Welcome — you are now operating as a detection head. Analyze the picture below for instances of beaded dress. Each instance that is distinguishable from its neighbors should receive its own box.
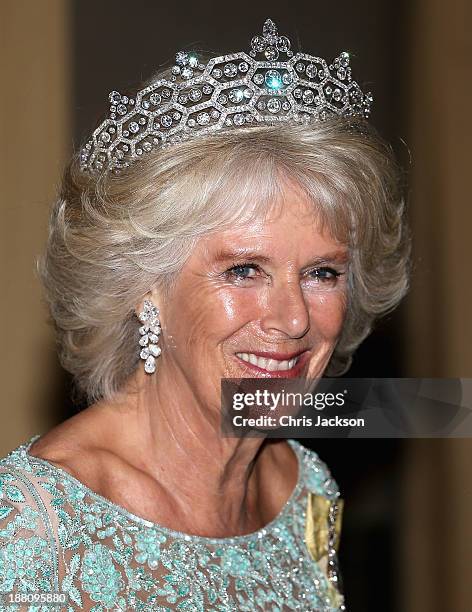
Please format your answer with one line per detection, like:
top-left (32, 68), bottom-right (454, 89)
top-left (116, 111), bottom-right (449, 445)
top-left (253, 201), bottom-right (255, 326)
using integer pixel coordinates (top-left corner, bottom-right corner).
top-left (0, 435), bottom-right (344, 611)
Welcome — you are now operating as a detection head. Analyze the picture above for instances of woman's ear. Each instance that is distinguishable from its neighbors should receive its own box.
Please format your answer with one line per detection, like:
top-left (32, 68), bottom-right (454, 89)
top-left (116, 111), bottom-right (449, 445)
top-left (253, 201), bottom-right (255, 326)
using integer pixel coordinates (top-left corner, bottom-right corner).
top-left (135, 287), bottom-right (162, 320)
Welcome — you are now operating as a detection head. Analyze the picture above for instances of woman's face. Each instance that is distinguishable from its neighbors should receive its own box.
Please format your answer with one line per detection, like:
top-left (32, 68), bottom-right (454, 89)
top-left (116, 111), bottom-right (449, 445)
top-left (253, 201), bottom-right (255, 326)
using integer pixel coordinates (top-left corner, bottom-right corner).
top-left (153, 180), bottom-right (349, 409)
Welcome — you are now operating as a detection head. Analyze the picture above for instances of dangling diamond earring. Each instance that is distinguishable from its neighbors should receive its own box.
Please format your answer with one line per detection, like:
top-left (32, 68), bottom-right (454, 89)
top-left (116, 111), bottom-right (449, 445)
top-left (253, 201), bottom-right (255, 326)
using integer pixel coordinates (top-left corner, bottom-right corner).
top-left (138, 299), bottom-right (162, 374)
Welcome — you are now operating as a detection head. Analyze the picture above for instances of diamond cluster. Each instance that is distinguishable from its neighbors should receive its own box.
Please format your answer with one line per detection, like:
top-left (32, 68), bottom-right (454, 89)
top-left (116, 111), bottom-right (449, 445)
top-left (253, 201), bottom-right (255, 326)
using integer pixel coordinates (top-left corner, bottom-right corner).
top-left (138, 300), bottom-right (161, 374)
top-left (81, 18), bottom-right (373, 173)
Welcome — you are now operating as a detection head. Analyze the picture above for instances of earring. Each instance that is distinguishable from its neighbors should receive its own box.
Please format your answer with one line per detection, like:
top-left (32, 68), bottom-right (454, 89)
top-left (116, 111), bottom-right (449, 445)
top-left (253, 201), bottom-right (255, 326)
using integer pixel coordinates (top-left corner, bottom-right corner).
top-left (138, 299), bottom-right (162, 374)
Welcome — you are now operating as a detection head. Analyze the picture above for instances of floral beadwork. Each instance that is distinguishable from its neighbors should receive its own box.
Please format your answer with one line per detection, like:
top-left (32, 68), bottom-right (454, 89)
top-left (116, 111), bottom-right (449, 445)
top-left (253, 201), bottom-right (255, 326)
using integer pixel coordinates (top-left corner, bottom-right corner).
top-left (0, 436), bottom-right (344, 611)
top-left (134, 528), bottom-right (166, 570)
top-left (80, 543), bottom-right (125, 608)
top-left (0, 535), bottom-right (51, 592)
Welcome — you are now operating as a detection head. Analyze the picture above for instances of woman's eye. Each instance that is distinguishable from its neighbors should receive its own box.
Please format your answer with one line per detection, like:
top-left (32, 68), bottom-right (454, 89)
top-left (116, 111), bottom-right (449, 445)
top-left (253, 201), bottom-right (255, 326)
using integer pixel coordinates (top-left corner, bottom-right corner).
top-left (224, 264), bottom-right (343, 285)
top-left (226, 264), bottom-right (259, 280)
top-left (308, 267), bottom-right (341, 283)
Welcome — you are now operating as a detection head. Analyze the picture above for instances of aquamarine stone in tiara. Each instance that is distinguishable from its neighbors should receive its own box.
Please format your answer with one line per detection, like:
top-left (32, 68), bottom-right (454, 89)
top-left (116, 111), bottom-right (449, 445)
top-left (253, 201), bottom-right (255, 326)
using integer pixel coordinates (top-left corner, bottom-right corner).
top-left (80, 18), bottom-right (373, 174)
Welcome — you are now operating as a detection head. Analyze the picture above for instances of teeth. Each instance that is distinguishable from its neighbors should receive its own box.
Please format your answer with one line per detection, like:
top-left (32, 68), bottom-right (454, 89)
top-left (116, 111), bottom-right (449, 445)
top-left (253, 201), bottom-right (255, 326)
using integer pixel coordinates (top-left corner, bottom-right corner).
top-left (236, 353), bottom-right (299, 371)
top-left (248, 354), bottom-right (258, 366)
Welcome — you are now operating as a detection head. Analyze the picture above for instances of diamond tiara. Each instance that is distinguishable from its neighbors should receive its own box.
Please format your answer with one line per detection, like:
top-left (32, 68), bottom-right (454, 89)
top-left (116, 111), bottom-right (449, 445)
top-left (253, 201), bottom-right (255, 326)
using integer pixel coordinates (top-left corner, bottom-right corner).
top-left (80, 18), bottom-right (373, 173)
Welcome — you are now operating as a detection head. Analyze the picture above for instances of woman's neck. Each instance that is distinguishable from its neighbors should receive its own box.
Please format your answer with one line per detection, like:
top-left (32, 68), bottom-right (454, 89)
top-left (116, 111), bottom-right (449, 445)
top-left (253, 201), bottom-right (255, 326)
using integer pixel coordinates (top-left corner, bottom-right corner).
top-left (87, 377), bottom-right (294, 538)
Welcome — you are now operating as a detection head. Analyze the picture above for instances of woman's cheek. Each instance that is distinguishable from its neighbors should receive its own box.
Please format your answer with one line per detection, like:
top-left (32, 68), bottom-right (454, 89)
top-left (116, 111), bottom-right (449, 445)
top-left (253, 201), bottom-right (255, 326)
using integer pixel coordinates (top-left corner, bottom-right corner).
top-left (213, 286), bottom-right (263, 326)
top-left (308, 291), bottom-right (347, 339)
top-left (215, 289), bottom-right (238, 322)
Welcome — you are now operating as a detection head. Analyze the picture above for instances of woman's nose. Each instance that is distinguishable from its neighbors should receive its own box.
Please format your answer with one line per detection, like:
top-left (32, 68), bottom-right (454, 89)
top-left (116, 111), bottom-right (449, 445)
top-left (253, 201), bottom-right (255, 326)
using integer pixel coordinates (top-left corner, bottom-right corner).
top-left (260, 278), bottom-right (310, 339)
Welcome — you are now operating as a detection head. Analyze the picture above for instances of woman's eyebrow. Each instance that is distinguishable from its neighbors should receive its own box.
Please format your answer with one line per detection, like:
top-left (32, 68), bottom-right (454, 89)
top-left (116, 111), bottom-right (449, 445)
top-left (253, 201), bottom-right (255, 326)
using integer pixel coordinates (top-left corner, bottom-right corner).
top-left (212, 249), bottom-right (272, 264)
top-left (212, 248), bottom-right (349, 265)
top-left (306, 251), bottom-right (349, 265)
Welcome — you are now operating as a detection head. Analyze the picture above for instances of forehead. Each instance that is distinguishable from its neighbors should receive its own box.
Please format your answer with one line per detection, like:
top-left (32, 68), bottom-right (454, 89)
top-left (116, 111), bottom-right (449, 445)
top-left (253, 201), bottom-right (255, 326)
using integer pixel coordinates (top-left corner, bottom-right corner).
top-left (197, 188), bottom-right (347, 261)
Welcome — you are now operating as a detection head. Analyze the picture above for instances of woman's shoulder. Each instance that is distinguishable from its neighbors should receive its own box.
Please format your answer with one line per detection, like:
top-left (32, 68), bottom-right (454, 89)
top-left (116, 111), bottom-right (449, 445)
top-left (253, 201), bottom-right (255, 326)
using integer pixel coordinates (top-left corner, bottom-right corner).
top-left (287, 438), bottom-right (341, 499)
top-left (1, 434), bottom-right (53, 474)
top-left (0, 434), bottom-right (85, 535)
top-left (0, 434), bottom-right (62, 523)
top-left (0, 434), bottom-right (50, 487)
top-left (0, 434), bottom-right (103, 513)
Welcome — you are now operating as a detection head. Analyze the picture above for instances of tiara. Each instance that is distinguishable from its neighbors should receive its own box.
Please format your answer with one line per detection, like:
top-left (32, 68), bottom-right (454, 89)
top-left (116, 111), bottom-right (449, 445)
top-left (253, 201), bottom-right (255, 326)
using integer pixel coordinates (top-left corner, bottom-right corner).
top-left (80, 18), bottom-right (373, 173)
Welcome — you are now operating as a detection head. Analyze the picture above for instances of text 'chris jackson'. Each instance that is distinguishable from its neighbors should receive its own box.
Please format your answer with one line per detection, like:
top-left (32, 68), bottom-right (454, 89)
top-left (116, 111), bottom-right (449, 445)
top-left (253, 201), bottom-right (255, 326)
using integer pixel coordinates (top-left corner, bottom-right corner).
top-left (232, 414), bottom-right (366, 428)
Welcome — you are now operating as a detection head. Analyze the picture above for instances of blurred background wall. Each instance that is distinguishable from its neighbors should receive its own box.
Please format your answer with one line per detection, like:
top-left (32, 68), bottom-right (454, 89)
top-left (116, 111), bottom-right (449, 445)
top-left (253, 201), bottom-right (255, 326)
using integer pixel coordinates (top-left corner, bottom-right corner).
top-left (1, 1), bottom-right (471, 610)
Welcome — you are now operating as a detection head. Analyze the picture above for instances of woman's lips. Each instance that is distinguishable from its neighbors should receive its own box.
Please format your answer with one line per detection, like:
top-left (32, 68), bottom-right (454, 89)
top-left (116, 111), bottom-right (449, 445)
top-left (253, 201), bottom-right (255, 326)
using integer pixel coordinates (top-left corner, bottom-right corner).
top-left (234, 350), bottom-right (310, 378)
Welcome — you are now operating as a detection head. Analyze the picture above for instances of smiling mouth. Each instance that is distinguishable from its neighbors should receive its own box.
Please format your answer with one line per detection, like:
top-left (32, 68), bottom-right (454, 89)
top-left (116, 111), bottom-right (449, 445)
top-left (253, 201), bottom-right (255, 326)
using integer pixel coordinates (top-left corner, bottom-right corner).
top-left (235, 352), bottom-right (303, 372)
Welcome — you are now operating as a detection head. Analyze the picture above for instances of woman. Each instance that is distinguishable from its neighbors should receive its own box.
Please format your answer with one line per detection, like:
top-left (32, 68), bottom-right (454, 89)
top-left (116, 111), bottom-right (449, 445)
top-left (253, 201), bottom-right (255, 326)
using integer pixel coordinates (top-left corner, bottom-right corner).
top-left (0, 18), bottom-right (409, 611)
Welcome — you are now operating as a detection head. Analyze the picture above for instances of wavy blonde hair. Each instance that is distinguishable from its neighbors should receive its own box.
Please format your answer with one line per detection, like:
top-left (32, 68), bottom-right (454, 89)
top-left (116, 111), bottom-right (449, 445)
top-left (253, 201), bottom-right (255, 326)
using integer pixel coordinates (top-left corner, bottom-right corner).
top-left (39, 116), bottom-right (411, 402)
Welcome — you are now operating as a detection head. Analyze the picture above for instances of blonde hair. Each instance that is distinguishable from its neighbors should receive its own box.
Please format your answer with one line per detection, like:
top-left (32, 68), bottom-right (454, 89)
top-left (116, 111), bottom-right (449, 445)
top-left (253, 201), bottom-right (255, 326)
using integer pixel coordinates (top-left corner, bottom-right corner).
top-left (39, 117), bottom-right (411, 402)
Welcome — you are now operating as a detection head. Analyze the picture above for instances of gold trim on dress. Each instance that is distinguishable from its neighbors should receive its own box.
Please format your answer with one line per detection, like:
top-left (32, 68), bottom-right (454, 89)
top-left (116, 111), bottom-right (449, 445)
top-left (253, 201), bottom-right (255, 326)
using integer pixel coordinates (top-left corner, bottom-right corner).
top-left (305, 493), bottom-right (344, 608)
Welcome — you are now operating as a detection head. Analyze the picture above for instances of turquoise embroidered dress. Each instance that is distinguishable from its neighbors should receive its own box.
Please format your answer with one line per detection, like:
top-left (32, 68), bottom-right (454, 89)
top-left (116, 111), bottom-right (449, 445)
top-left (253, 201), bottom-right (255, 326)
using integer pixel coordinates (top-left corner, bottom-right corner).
top-left (0, 435), bottom-right (345, 611)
